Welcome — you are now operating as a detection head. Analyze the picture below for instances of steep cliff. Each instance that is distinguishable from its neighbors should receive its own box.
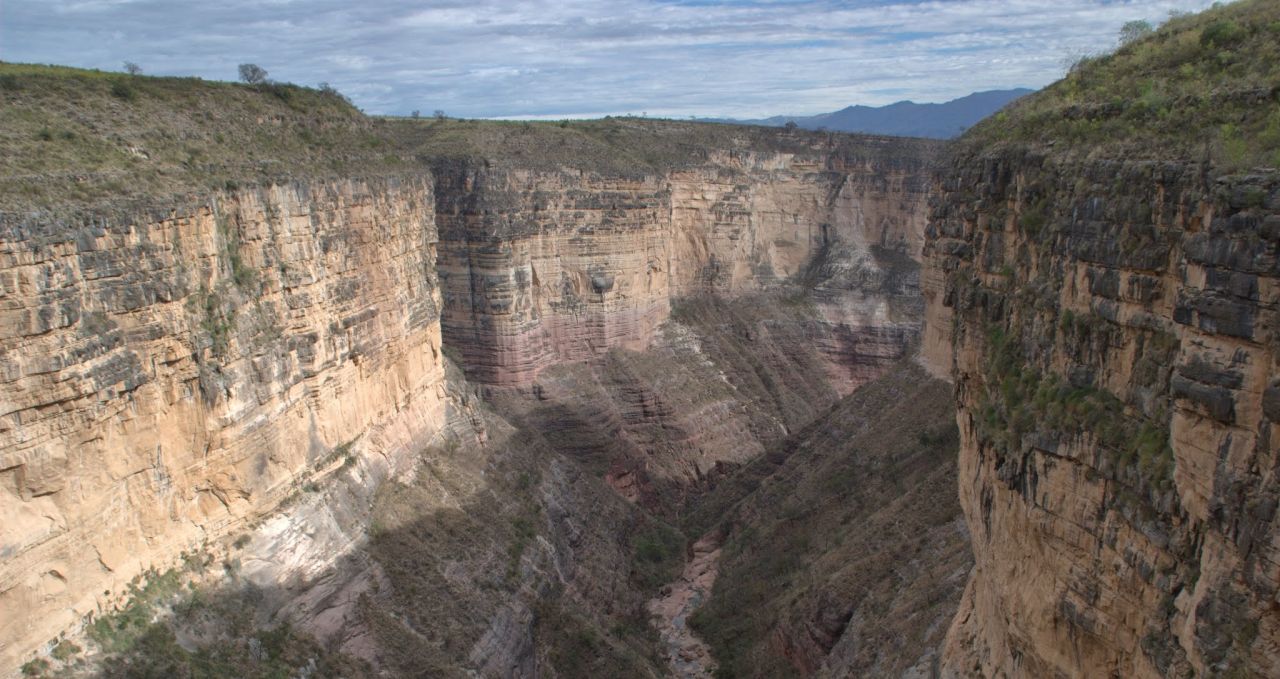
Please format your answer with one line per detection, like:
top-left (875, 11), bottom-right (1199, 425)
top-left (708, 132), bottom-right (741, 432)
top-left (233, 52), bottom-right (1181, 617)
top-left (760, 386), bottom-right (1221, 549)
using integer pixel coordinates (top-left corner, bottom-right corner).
top-left (926, 2), bottom-right (1280, 676)
top-left (0, 178), bottom-right (450, 672)
top-left (433, 138), bottom-right (933, 389)
top-left (1, 64), bottom-right (947, 677)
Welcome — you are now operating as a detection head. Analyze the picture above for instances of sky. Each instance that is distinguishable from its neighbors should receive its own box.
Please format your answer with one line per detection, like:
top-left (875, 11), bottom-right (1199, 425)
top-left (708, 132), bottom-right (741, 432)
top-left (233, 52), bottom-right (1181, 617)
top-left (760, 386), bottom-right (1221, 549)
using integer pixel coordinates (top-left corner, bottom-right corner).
top-left (1, 0), bottom-right (1222, 119)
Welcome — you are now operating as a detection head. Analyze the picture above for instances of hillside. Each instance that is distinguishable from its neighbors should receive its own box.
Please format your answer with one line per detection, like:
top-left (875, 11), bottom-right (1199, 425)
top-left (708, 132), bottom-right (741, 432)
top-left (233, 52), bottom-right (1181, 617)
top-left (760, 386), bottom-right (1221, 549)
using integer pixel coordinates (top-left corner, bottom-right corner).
top-left (962, 3), bottom-right (1280, 168)
top-left (0, 62), bottom-right (921, 216)
top-left (714, 89), bottom-right (1032, 139)
top-left (684, 363), bottom-right (968, 678)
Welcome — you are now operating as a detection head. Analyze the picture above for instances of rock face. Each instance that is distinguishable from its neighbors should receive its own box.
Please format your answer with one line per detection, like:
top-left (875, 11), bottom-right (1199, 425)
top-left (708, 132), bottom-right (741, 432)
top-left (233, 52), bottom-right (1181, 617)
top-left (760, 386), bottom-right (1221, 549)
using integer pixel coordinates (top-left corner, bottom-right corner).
top-left (0, 178), bottom-right (449, 672)
top-left (0, 80), bottom-right (942, 673)
top-left (433, 140), bottom-right (935, 388)
top-left (926, 149), bottom-right (1280, 676)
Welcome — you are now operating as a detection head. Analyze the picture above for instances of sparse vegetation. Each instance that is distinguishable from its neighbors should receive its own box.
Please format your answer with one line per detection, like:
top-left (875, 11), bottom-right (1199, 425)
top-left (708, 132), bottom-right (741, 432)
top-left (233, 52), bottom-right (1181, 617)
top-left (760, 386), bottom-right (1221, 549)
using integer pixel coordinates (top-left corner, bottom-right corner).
top-left (629, 521), bottom-right (686, 592)
top-left (687, 365), bottom-right (966, 679)
top-left (189, 286), bottom-right (235, 358)
top-left (968, 0), bottom-right (1280, 170)
top-left (237, 63), bottom-right (267, 85)
top-left (87, 572), bottom-right (367, 679)
top-left (49, 640), bottom-right (80, 663)
top-left (974, 323), bottom-right (1176, 494)
top-left (20, 658), bottom-right (49, 677)
top-left (0, 61), bottom-right (934, 215)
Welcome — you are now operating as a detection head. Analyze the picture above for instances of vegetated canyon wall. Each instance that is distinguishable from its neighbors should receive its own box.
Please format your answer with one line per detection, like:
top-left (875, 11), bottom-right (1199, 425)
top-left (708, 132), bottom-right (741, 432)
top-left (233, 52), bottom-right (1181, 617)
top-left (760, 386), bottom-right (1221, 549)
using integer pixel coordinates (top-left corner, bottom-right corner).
top-left (683, 362), bottom-right (970, 678)
top-left (926, 150), bottom-right (1279, 676)
top-left (433, 140), bottom-right (934, 391)
top-left (0, 178), bottom-right (450, 671)
top-left (0, 128), bottom-right (941, 674)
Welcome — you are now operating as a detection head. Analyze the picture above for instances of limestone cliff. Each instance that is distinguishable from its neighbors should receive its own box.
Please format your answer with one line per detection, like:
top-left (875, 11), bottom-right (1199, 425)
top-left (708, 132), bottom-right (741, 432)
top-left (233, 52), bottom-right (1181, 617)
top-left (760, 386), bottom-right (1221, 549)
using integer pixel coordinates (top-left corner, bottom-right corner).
top-left (0, 63), bottom-right (945, 677)
top-left (0, 178), bottom-right (449, 672)
top-left (432, 139), bottom-right (934, 389)
top-left (925, 3), bottom-right (1280, 675)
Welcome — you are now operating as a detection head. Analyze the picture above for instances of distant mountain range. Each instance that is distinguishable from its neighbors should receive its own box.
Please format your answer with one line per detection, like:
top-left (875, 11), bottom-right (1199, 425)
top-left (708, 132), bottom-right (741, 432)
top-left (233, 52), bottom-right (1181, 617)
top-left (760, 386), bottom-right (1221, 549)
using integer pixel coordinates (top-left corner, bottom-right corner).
top-left (711, 89), bottom-right (1034, 139)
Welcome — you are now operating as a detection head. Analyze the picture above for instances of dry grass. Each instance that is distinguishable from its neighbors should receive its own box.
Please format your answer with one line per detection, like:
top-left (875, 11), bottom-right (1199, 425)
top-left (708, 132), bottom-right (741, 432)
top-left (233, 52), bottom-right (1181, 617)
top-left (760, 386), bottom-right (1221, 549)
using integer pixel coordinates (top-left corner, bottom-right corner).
top-left (0, 61), bottom-right (939, 217)
top-left (965, 0), bottom-right (1280, 170)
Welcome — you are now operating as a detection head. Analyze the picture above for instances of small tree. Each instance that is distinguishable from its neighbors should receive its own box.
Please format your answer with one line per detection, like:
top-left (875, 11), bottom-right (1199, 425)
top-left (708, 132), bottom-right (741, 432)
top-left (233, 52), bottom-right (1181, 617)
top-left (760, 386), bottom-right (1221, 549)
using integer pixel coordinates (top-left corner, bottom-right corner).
top-left (433, 109), bottom-right (446, 120)
top-left (411, 110), bottom-right (421, 118)
top-left (238, 63), bottom-right (268, 85)
top-left (123, 61), bottom-right (142, 75)
top-left (784, 120), bottom-right (799, 132)
top-left (1119, 20), bottom-right (1153, 46)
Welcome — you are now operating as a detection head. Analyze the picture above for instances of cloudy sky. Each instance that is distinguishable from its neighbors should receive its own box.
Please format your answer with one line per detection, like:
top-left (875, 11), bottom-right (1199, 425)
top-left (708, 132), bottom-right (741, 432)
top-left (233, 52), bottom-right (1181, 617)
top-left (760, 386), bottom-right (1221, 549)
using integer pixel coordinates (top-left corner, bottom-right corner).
top-left (2, 0), bottom-right (1220, 118)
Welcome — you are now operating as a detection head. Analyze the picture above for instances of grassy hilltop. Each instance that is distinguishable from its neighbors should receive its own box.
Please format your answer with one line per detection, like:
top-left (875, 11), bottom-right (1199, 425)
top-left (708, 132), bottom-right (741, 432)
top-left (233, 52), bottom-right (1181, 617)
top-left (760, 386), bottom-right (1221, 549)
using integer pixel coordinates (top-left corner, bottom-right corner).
top-left (964, 0), bottom-right (1280, 169)
top-left (0, 62), bottom-right (921, 215)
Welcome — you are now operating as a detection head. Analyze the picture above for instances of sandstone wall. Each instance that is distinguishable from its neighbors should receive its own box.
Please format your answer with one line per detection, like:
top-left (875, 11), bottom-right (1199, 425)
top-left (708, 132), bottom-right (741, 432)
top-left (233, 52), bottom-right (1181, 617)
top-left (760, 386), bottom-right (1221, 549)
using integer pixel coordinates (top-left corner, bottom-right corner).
top-left (0, 178), bottom-right (449, 671)
top-left (434, 140), bottom-right (936, 387)
top-left (0, 129), bottom-right (940, 674)
top-left (927, 150), bottom-right (1280, 677)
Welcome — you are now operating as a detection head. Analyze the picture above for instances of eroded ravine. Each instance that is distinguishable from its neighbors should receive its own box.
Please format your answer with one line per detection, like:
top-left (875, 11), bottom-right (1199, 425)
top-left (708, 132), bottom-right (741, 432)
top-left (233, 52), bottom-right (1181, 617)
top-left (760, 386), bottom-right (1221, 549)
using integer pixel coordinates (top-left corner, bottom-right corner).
top-left (647, 533), bottom-right (723, 678)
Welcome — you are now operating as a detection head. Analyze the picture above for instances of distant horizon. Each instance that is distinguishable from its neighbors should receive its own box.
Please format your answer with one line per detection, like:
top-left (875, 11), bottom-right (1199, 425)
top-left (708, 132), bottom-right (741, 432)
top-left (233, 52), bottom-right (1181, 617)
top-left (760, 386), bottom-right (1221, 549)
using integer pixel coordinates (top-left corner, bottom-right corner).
top-left (484, 87), bottom-right (1036, 122)
top-left (2, 1), bottom-right (1220, 119)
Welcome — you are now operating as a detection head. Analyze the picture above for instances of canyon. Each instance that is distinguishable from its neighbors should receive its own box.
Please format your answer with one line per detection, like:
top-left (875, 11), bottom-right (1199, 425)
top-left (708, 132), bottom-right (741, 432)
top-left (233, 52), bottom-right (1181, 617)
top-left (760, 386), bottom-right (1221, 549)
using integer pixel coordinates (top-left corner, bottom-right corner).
top-left (4, 1), bottom-right (1279, 676)
top-left (0, 67), bottom-right (952, 677)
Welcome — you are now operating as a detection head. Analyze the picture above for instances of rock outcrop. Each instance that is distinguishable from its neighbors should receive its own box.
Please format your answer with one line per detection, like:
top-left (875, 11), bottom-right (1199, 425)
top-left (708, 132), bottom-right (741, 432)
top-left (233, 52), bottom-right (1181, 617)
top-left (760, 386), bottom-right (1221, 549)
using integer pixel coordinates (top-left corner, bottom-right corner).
top-left (0, 178), bottom-right (450, 671)
top-left (927, 101), bottom-right (1280, 679)
top-left (433, 140), bottom-right (935, 388)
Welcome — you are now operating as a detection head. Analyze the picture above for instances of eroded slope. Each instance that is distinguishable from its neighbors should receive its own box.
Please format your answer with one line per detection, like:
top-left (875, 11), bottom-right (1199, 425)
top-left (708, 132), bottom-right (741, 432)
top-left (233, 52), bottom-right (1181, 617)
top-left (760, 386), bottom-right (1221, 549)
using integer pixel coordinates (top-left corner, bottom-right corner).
top-left (685, 363), bottom-right (969, 678)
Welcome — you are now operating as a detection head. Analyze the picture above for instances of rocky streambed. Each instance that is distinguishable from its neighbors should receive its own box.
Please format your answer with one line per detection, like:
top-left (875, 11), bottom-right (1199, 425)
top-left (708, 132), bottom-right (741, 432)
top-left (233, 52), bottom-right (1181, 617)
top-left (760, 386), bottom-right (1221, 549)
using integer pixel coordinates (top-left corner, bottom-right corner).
top-left (647, 533), bottom-right (723, 678)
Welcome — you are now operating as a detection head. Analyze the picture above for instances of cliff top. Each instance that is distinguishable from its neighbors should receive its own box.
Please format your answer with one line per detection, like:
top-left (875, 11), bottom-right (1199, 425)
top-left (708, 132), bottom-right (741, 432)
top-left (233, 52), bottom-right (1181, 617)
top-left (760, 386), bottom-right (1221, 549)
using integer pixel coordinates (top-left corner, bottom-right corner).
top-left (961, 0), bottom-right (1280, 170)
top-left (0, 62), bottom-right (940, 218)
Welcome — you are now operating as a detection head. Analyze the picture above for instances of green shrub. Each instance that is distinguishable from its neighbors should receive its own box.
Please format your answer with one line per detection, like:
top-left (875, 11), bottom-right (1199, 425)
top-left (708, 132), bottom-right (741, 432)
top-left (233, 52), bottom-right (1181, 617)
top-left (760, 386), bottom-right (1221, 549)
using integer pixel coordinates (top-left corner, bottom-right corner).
top-left (109, 80), bottom-right (135, 101)
top-left (1200, 19), bottom-right (1246, 48)
top-left (20, 658), bottom-right (49, 677)
top-left (51, 640), bottom-right (80, 661)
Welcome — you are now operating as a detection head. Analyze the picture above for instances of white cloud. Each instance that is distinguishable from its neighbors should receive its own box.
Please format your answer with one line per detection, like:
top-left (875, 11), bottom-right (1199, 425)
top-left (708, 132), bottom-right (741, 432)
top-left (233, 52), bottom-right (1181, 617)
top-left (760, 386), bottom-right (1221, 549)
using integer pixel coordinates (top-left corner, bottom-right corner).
top-left (1, 0), bottom-right (1223, 118)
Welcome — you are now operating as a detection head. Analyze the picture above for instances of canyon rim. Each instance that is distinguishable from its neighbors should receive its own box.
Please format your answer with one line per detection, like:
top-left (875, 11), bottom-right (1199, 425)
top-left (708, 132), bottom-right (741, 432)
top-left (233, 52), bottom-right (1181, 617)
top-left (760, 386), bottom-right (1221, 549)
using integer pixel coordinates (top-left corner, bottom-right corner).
top-left (2, 0), bottom-right (1279, 677)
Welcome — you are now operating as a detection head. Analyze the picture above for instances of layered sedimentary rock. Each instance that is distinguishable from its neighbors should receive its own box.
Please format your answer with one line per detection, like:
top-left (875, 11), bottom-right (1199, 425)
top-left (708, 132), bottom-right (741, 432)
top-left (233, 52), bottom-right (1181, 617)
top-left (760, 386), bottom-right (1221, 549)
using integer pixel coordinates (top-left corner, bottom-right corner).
top-left (492, 294), bottom-right (851, 506)
top-left (0, 178), bottom-right (449, 671)
top-left (927, 149), bottom-right (1280, 676)
top-left (0, 72), bottom-right (943, 673)
top-left (434, 139), bottom-right (936, 388)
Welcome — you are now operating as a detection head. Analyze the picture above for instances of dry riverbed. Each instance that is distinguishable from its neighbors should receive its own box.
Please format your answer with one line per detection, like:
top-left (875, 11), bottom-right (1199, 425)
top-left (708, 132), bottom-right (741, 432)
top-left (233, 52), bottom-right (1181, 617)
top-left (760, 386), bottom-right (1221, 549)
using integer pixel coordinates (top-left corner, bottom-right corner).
top-left (647, 533), bottom-right (722, 678)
